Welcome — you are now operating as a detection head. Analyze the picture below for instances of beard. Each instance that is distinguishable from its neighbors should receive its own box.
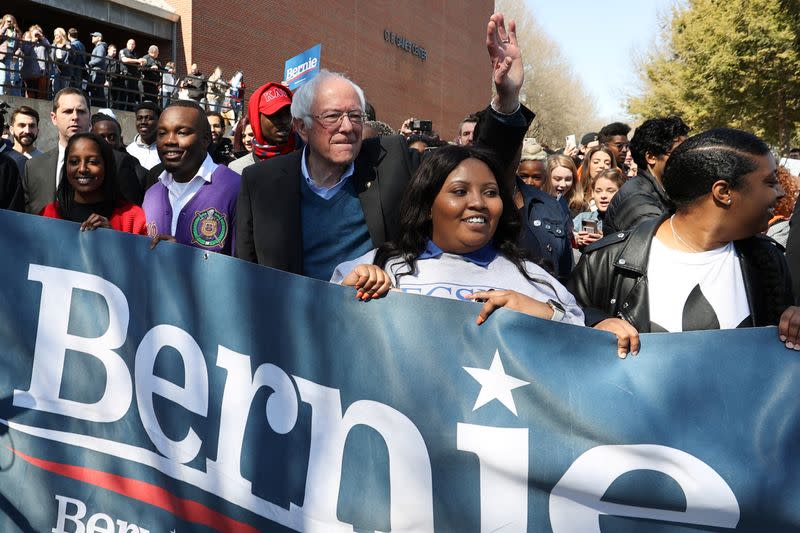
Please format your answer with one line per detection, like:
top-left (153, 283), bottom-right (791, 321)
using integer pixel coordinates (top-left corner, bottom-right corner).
top-left (14, 133), bottom-right (35, 147)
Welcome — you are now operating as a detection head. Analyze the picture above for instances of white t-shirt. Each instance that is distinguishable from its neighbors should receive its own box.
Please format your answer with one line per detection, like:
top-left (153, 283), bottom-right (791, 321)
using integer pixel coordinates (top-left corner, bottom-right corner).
top-left (647, 237), bottom-right (751, 332)
top-left (331, 248), bottom-right (585, 326)
top-left (126, 134), bottom-right (160, 170)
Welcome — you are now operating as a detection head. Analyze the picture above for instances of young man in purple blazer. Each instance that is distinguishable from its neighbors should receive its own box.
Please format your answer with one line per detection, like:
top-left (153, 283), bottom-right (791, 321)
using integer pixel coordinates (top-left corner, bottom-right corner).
top-left (144, 100), bottom-right (240, 256)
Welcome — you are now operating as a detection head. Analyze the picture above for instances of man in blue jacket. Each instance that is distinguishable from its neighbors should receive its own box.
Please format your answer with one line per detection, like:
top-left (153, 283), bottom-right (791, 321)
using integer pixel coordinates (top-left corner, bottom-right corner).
top-left (67, 28), bottom-right (87, 89)
top-left (87, 32), bottom-right (107, 107)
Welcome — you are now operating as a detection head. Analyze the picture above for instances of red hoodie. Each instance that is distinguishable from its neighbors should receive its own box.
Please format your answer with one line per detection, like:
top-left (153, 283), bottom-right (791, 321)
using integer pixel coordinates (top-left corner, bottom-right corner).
top-left (247, 82), bottom-right (298, 160)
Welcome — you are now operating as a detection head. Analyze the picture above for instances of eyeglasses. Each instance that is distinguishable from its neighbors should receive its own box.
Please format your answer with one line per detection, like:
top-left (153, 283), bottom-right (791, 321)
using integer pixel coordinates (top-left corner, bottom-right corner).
top-left (311, 110), bottom-right (366, 128)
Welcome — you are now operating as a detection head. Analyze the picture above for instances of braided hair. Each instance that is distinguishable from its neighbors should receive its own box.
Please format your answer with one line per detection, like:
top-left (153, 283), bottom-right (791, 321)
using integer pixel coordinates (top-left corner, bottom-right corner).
top-left (662, 128), bottom-right (770, 208)
top-left (55, 132), bottom-right (120, 220)
top-left (663, 128), bottom-right (790, 324)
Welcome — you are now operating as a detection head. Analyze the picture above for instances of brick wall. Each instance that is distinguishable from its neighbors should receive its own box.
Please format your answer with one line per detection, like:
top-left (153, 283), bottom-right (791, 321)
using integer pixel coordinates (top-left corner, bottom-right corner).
top-left (164, 0), bottom-right (494, 141)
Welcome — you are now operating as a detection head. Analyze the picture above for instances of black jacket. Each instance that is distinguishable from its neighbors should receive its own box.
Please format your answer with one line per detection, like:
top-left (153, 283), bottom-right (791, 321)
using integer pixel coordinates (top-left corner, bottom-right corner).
top-left (516, 178), bottom-right (573, 281)
top-left (784, 199), bottom-right (800, 303)
top-left (567, 216), bottom-right (793, 330)
top-left (1, 145), bottom-right (26, 175)
top-left (113, 150), bottom-right (146, 205)
top-left (0, 153), bottom-right (23, 212)
top-left (603, 169), bottom-right (672, 234)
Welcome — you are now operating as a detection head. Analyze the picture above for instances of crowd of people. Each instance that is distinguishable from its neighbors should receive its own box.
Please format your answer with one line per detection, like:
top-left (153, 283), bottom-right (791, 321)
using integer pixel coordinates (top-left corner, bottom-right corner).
top-left (1, 10), bottom-right (800, 360)
top-left (0, 13), bottom-right (243, 116)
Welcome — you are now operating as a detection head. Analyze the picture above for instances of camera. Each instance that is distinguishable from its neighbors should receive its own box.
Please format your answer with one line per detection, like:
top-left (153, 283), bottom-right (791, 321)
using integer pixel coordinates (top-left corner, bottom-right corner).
top-left (411, 119), bottom-right (432, 133)
top-left (581, 219), bottom-right (599, 234)
top-left (0, 101), bottom-right (9, 128)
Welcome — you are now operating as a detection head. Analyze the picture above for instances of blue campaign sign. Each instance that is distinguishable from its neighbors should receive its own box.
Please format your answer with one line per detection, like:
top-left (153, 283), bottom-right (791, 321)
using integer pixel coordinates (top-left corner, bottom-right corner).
top-left (284, 44), bottom-right (321, 91)
top-left (0, 209), bottom-right (799, 532)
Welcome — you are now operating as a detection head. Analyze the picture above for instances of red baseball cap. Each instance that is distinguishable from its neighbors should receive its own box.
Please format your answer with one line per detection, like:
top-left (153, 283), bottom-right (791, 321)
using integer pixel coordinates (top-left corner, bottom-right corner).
top-left (259, 85), bottom-right (292, 116)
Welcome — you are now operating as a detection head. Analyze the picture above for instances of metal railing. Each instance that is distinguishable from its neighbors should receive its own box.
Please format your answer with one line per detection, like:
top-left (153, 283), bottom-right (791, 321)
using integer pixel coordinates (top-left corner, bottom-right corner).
top-left (0, 39), bottom-right (243, 116)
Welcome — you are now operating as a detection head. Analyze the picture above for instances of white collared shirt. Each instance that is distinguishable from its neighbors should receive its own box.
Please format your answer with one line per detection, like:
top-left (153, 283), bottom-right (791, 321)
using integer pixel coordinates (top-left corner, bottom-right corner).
top-left (300, 147), bottom-right (355, 200)
top-left (126, 134), bottom-right (160, 170)
top-left (157, 154), bottom-right (219, 235)
top-left (56, 143), bottom-right (66, 189)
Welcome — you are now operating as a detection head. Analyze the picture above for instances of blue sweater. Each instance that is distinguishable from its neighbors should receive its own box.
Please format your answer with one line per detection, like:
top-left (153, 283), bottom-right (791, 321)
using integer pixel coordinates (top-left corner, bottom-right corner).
top-left (300, 178), bottom-right (373, 280)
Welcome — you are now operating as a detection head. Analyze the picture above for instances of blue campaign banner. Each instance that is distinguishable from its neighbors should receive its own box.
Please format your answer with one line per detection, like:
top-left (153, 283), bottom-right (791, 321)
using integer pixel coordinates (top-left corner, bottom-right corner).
top-left (0, 209), bottom-right (799, 532)
top-left (284, 44), bottom-right (321, 91)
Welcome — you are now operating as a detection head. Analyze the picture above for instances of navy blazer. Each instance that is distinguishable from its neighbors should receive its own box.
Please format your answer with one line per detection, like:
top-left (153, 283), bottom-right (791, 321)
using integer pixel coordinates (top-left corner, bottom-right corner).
top-left (516, 178), bottom-right (574, 281)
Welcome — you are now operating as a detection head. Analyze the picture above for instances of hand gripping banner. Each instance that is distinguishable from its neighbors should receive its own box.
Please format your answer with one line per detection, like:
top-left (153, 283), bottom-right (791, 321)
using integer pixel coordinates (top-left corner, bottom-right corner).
top-left (0, 210), bottom-right (798, 532)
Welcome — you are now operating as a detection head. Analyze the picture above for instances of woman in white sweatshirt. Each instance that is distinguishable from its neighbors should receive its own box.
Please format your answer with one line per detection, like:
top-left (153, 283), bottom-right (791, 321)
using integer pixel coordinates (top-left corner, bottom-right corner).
top-left (331, 144), bottom-right (584, 326)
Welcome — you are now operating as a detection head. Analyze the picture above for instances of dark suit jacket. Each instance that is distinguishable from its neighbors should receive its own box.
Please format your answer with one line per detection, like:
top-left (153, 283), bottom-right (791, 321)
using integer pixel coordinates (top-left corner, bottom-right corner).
top-left (236, 104), bottom-right (535, 274)
top-left (23, 146), bottom-right (145, 214)
top-left (114, 151), bottom-right (146, 205)
top-left (22, 147), bottom-right (59, 214)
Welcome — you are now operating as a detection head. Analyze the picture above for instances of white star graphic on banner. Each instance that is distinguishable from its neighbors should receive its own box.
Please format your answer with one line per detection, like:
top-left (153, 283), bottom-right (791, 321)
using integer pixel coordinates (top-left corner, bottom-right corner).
top-left (464, 349), bottom-right (529, 416)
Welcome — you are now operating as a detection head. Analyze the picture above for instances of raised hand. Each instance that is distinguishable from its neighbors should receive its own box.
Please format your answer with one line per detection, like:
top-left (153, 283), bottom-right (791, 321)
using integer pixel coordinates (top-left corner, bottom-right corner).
top-left (486, 12), bottom-right (523, 113)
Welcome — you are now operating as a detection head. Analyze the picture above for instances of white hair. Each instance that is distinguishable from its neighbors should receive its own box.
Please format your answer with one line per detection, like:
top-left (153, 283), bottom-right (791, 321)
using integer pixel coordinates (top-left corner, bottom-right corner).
top-left (290, 70), bottom-right (366, 129)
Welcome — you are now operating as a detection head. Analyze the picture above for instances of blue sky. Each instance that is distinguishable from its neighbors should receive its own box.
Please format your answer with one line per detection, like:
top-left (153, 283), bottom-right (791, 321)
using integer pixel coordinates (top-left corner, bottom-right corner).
top-left (523, 0), bottom-right (685, 121)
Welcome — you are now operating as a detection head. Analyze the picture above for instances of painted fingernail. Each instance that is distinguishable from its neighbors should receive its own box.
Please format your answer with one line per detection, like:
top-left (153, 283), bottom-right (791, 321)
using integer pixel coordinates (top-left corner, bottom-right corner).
top-left (618, 351), bottom-right (627, 359)
top-left (780, 335), bottom-right (787, 341)
top-left (787, 342), bottom-right (795, 349)
top-left (356, 290), bottom-right (363, 298)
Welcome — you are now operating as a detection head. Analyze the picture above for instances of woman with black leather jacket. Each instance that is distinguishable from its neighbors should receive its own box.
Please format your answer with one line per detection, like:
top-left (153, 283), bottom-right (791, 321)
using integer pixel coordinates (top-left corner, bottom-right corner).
top-left (568, 128), bottom-right (800, 358)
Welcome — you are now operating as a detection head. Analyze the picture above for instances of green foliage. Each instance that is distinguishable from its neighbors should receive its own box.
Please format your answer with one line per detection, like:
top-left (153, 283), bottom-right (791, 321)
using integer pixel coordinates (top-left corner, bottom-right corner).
top-left (629, 0), bottom-right (800, 150)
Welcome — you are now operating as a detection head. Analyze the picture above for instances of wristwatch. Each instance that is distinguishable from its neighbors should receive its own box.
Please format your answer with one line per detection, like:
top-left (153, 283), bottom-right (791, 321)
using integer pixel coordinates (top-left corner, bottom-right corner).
top-left (546, 299), bottom-right (565, 322)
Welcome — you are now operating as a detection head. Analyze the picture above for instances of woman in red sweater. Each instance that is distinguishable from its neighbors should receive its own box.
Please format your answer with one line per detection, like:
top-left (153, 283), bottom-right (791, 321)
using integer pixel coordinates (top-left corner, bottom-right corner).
top-left (41, 132), bottom-right (147, 235)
